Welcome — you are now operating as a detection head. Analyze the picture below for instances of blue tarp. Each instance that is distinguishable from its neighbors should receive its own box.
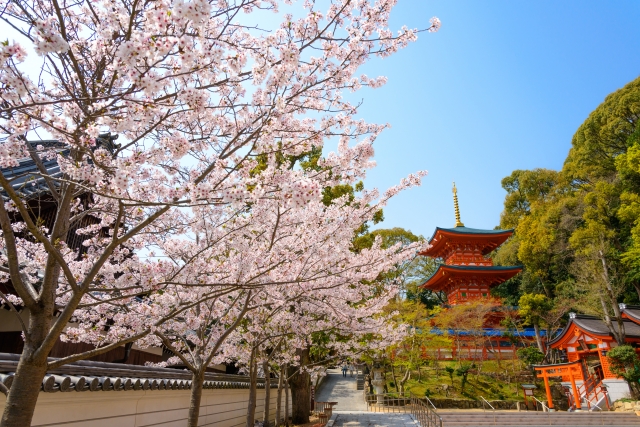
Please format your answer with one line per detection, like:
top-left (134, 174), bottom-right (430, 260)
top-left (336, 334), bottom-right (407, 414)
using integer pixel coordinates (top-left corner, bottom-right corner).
top-left (429, 327), bottom-right (555, 337)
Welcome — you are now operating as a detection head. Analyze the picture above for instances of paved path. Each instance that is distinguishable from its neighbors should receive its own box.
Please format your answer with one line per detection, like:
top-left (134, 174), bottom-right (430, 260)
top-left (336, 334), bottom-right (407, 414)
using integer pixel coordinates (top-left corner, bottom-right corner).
top-left (315, 368), bottom-right (367, 411)
top-left (317, 369), bottom-right (418, 426)
top-left (328, 412), bottom-right (417, 427)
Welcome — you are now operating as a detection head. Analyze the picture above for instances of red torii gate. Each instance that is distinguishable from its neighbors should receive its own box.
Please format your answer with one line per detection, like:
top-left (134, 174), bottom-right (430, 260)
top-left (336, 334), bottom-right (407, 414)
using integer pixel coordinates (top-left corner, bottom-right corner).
top-left (533, 361), bottom-right (583, 411)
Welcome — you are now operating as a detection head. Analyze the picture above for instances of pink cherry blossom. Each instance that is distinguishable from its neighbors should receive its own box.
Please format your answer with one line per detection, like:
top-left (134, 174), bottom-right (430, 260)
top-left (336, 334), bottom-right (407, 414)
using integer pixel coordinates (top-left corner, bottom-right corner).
top-left (0, 1), bottom-right (440, 426)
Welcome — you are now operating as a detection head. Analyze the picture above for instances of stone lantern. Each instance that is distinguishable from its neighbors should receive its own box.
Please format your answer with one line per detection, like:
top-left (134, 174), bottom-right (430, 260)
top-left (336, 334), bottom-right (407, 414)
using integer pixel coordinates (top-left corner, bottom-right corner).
top-left (371, 362), bottom-right (386, 404)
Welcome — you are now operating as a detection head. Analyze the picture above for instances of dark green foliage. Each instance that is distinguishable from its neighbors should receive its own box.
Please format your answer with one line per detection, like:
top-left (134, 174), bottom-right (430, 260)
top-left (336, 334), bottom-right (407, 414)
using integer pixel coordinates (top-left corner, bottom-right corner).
top-left (455, 364), bottom-right (472, 392)
top-left (493, 76), bottom-right (640, 341)
top-left (445, 366), bottom-right (454, 386)
top-left (516, 346), bottom-right (545, 366)
top-left (406, 286), bottom-right (445, 310)
top-left (321, 183), bottom-right (356, 206)
top-left (606, 345), bottom-right (640, 397)
top-left (352, 227), bottom-right (419, 252)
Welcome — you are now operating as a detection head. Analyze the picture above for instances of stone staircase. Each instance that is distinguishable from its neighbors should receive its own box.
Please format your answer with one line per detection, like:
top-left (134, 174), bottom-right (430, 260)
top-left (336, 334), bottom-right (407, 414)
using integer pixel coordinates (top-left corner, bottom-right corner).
top-left (355, 372), bottom-right (364, 390)
top-left (437, 410), bottom-right (639, 426)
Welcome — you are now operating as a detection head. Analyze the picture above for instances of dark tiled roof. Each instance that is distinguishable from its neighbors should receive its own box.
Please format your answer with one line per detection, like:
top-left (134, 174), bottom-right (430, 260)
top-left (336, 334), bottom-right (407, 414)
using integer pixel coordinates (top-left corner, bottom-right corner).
top-left (434, 265), bottom-right (521, 272)
top-left (428, 226), bottom-right (513, 242)
top-left (0, 140), bottom-right (67, 201)
top-left (0, 353), bottom-right (270, 393)
top-left (0, 135), bottom-right (118, 201)
top-left (573, 315), bottom-right (640, 338)
top-left (421, 264), bottom-right (522, 286)
top-left (622, 305), bottom-right (640, 323)
top-left (548, 314), bottom-right (640, 345)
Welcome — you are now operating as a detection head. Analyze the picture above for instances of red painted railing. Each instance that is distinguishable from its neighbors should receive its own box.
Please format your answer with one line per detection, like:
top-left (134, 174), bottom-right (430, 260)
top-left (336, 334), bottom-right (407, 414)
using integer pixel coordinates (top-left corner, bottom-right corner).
top-left (577, 375), bottom-right (610, 411)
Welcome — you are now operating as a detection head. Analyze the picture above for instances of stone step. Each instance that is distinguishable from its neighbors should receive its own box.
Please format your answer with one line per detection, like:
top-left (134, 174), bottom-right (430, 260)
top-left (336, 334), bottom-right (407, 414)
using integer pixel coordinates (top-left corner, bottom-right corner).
top-left (435, 411), bottom-right (639, 426)
top-left (440, 422), bottom-right (640, 425)
top-left (439, 415), bottom-right (639, 419)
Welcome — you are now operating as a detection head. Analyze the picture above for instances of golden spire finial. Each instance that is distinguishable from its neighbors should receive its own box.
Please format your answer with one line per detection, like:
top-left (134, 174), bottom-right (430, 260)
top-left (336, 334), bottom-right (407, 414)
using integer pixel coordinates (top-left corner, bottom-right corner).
top-left (453, 182), bottom-right (464, 227)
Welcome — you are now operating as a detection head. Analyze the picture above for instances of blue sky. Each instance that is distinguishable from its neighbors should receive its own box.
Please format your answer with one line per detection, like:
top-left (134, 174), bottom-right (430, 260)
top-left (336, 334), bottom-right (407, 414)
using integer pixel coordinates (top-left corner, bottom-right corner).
top-left (344, 1), bottom-right (640, 239)
top-left (4, 1), bottom-right (639, 240)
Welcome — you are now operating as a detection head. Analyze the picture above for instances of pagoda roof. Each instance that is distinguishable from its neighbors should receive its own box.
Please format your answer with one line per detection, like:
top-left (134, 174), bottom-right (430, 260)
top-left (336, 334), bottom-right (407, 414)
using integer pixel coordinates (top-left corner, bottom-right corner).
top-left (547, 314), bottom-right (640, 347)
top-left (420, 226), bottom-right (514, 258)
top-left (621, 304), bottom-right (640, 324)
top-left (420, 264), bottom-right (522, 292)
top-left (430, 226), bottom-right (514, 237)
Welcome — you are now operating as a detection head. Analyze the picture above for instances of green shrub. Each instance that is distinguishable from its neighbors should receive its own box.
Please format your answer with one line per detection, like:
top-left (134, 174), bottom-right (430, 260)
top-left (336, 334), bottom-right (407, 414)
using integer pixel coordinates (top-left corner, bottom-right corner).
top-left (456, 364), bottom-right (472, 392)
top-left (516, 346), bottom-right (544, 366)
top-left (607, 345), bottom-right (640, 398)
top-left (445, 366), bottom-right (455, 385)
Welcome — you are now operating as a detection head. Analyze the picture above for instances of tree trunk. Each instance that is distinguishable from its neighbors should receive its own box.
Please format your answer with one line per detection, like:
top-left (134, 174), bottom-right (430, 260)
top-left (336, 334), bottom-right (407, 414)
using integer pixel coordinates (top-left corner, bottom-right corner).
top-left (246, 353), bottom-right (258, 427)
top-left (0, 350), bottom-right (48, 427)
top-left (398, 368), bottom-right (410, 395)
top-left (289, 348), bottom-right (310, 425)
top-left (187, 370), bottom-right (206, 427)
top-left (1, 304), bottom-right (55, 427)
top-left (390, 365), bottom-right (399, 392)
top-left (275, 366), bottom-right (284, 426)
top-left (533, 323), bottom-right (545, 354)
top-left (633, 282), bottom-right (640, 301)
top-left (262, 360), bottom-right (271, 427)
top-left (599, 250), bottom-right (625, 343)
top-left (486, 339), bottom-right (502, 368)
top-left (284, 374), bottom-right (290, 427)
top-left (599, 294), bottom-right (624, 345)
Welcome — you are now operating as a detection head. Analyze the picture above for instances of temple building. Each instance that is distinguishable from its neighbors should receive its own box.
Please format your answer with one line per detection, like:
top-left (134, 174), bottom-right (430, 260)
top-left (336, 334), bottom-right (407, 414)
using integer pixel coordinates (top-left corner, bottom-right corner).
top-left (535, 306), bottom-right (640, 409)
top-left (419, 184), bottom-right (521, 305)
top-left (419, 184), bottom-right (528, 360)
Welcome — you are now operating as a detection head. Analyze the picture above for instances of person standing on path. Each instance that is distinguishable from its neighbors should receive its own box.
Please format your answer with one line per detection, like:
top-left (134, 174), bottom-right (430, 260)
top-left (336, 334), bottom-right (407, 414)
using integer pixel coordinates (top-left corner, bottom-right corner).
top-left (349, 365), bottom-right (354, 377)
top-left (342, 364), bottom-right (348, 377)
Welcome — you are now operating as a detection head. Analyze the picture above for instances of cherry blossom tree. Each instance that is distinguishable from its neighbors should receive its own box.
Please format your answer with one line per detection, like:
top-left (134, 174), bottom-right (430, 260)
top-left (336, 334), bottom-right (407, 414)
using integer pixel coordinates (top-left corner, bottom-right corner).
top-left (0, 0), bottom-right (439, 425)
top-left (127, 177), bottom-right (424, 427)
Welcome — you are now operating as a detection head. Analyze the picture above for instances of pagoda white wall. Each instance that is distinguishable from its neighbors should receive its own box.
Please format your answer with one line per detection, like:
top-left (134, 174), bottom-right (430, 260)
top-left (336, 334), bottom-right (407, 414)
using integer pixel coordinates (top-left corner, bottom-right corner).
top-left (0, 388), bottom-right (290, 427)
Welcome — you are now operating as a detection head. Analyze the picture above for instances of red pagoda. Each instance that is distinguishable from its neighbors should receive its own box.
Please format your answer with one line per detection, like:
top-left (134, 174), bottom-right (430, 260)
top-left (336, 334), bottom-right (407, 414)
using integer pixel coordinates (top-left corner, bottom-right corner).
top-left (419, 183), bottom-right (521, 305)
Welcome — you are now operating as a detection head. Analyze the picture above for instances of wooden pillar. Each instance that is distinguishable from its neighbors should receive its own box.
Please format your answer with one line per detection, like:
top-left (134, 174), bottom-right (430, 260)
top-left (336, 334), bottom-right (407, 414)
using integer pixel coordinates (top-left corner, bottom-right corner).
top-left (542, 375), bottom-right (554, 410)
top-left (568, 368), bottom-right (581, 410)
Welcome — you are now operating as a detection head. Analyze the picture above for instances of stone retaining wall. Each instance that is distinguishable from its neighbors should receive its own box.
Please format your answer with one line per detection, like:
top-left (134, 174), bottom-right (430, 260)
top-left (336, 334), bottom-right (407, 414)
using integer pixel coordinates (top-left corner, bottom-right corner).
top-left (613, 400), bottom-right (640, 412)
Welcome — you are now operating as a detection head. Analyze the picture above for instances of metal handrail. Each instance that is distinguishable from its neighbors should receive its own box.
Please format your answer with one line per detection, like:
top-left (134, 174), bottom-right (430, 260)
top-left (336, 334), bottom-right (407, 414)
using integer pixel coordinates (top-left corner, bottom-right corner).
top-left (364, 392), bottom-right (411, 413)
top-left (480, 396), bottom-right (495, 411)
top-left (410, 393), bottom-right (443, 427)
top-left (480, 396), bottom-right (496, 425)
top-left (364, 392), bottom-right (443, 426)
top-left (424, 395), bottom-right (438, 411)
top-left (532, 396), bottom-right (550, 412)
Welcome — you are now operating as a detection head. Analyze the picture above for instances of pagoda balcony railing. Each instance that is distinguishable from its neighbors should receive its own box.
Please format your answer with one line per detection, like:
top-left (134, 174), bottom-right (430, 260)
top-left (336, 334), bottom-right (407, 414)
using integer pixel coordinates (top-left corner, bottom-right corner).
top-left (445, 256), bottom-right (492, 266)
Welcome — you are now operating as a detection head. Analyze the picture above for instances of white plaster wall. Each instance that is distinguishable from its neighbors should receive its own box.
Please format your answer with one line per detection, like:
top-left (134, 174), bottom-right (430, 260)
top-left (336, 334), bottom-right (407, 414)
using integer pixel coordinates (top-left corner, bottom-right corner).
top-left (0, 387), bottom-right (290, 427)
top-left (602, 379), bottom-right (632, 402)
